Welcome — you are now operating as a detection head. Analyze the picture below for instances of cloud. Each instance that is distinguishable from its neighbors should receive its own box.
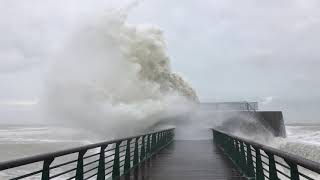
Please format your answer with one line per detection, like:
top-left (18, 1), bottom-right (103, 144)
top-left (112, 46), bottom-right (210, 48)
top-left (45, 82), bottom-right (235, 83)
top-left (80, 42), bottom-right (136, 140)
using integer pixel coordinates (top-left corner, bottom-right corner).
top-left (128, 0), bottom-right (320, 122)
top-left (0, 0), bottom-right (133, 74)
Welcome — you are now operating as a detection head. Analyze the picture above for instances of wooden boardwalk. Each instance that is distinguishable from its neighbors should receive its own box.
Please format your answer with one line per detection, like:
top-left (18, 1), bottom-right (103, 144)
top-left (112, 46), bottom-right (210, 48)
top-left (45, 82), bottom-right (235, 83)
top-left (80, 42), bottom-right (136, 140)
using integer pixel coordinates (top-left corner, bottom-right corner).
top-left (122, 140), bottom-right (244, 180)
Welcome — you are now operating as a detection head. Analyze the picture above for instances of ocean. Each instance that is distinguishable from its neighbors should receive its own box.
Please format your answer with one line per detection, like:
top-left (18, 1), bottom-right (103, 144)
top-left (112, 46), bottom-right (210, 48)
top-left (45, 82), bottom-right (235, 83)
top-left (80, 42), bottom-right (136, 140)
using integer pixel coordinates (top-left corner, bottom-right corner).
top-left (0, 125), bottom-right (100, 162)
top-left (279, 125), bottom-right (320, 163)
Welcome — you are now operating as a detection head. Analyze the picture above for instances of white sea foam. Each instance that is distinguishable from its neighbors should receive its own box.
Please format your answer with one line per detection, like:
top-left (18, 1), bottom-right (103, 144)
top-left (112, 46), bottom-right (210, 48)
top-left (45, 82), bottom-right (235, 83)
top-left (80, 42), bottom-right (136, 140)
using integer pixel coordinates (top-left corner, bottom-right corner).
top-left (277, 126), bottom-right (320, 163)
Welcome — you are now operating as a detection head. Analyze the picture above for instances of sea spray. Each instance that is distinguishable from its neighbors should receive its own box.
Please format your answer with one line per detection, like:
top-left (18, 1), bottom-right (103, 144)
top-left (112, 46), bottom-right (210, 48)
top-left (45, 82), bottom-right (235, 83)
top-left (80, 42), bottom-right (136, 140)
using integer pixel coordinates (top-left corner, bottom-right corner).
top-left (45, 9), bottom-right (198, 138)
top-left (197, 110), bottom-right (276, 142)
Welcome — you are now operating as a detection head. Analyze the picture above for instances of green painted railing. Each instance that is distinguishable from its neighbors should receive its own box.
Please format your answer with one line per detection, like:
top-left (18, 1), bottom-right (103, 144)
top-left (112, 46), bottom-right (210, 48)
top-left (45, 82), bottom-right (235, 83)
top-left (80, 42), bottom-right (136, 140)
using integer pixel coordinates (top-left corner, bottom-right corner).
top-left (0, 128), bottom-right (174, 180)
top-left (212, 129), bottom-right (320, 180)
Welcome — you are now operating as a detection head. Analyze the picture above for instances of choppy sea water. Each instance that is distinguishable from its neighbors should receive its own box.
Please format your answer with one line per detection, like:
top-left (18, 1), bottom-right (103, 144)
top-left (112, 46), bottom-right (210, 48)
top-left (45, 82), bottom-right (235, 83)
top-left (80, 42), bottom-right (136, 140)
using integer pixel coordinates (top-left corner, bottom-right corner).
top-left (0, 125), bottom-right (101, 162)
top-left (0, 125), bottom-right (108, 179)
top-left (278, 125), bottom-right (320, 163)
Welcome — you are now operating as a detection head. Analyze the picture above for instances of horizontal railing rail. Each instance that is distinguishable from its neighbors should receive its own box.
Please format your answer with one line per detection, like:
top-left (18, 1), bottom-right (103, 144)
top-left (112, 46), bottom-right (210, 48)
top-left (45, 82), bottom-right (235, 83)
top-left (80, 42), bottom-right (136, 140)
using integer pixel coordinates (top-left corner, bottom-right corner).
top-left (212, 129), bottom-right (320, 180)
top-left (201, 101), bottom-right (259, 111)
top-left (244, 101), bottom-right (257, 112)
top-left (0, 128), bottom-right (175, 180)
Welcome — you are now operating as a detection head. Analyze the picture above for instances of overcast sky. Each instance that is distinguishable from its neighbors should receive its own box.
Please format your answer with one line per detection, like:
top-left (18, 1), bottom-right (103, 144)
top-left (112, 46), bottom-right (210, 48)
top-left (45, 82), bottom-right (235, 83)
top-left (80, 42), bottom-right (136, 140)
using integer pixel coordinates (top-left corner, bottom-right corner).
top-left (1, 0), bottom-right (320, 123)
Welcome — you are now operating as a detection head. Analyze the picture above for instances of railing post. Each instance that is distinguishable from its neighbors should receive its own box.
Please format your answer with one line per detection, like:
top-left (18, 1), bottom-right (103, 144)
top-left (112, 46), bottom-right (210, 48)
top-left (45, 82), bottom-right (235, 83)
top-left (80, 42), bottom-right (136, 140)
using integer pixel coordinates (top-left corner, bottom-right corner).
top-left (232, 139), bottom-right (238, 162)
top-left (254, 147), bottom-right (265, 180)
top-left (76, 150), bottom-right (87, 180)
top-left (41, 158), bottom-right (54, 180)
top-left (156, 132), bottom-right (158, 149)
top-left (124, 139), bottom-right (132, 173)
top-left (159, 132), bottom-right (163, 146)
top-left (133, 137), bottom-right (140, 166)
top-left (166, 131), bottom-right (169, 142)
top-left (97, 145), bottom-right (108, 180)
top-left (246, 143), bottom-right (255, 178)
top-left (234, 140), bottom-right (241, 166)
top-left (140, 136), bottom-right (146, 161)
top-left (240, 141), bottom-right (247, 169)
top-left (285, 159), bottom-right (300, 180)
top-left (224, 135), bottom-right (229, 149)
top-left (229, 138), bottom-right (234, 159)
top-left (146, 134), bottom-right (151, 157)
top-left (172, 129), bottom-right (175, 139)
top-left (228, 137), bottom-right (233, 156)
top-left (266, 152), bottom-right (278, 180)
top-left (151, 133), bottom-right (156, 153)
top-left (162, 131), bottom-right (166, 145)
top-left (212, 130), bottom-right (216, 143)
top-left (112, 141), bottom-right (121, 179)
top-left (156, 132), bottom-right (160, 149)
top-left (160, 132), bottom-right (163, 146)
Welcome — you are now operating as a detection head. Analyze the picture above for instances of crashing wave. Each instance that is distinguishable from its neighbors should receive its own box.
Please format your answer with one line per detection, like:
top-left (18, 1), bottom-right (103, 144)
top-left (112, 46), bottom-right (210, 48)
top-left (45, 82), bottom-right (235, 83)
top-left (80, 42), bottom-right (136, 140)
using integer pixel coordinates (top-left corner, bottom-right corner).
top-left (45, 10), bottom-right (198, 137)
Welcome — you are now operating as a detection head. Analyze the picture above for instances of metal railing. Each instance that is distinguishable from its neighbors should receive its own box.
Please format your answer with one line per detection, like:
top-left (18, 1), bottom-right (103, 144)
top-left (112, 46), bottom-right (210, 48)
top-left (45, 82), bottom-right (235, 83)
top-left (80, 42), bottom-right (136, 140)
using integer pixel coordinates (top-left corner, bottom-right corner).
top-left (0, 128), bottom-right (175, 180)
top-left (200, 101), bottom-right (259, 111)
top-left (212, 129), bottom-right (320, 180)
top-left (244, 101), bottom-right (258, 112)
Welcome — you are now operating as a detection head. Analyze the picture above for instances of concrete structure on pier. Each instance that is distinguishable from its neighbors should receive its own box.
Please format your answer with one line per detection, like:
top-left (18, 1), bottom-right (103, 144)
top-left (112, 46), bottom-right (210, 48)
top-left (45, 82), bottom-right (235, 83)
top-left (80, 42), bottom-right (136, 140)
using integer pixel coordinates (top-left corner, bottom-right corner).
top-left (200, 102), bottom-right (286, 137)
top-left (152, 102), bottom-right (286, 140)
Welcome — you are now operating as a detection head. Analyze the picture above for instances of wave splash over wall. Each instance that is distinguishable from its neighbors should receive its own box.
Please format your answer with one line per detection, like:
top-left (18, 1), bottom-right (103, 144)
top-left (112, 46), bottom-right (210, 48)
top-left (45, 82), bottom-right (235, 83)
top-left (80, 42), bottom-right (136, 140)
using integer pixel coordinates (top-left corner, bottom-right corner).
top-left (46, 9), bottom-right (198, 138)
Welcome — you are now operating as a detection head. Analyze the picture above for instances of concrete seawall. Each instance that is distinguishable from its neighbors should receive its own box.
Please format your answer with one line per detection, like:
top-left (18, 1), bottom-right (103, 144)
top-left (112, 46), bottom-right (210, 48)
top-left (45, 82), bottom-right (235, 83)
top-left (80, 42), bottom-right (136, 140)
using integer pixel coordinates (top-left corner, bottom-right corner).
top-left (150, 106), bottom-right (286, 139)
top-left (257, 111), bottom-right (286, 137)
top-left (203, 111), bottom-right (287, 138)
top-left (211, 111), bottom-right (287, 137)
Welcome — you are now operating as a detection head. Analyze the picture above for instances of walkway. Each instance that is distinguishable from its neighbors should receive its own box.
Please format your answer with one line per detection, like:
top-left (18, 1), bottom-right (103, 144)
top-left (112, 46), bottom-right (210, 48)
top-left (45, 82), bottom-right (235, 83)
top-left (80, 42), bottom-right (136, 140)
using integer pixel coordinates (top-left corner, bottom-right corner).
top-left (122, 140), bottom-right (244, 180)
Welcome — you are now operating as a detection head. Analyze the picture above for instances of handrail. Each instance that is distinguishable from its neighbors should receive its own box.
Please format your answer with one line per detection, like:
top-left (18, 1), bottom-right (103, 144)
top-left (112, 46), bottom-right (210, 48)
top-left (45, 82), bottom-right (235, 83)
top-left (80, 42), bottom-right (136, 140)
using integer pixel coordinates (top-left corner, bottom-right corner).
top-left (201, 101), bottom-right (258, 111)
top-left (0, 128), bottom-right (175, 179)
top-left (212, 129), bottom-right (320, 179)
top-left (243, 101), bottom-right (257, 112)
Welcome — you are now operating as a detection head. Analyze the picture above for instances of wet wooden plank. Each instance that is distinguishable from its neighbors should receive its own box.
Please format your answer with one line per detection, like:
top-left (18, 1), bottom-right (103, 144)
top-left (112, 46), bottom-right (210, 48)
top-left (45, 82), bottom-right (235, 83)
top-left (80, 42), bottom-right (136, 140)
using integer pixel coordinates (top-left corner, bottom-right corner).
top-left (121, 140), bottom-right (245, 180)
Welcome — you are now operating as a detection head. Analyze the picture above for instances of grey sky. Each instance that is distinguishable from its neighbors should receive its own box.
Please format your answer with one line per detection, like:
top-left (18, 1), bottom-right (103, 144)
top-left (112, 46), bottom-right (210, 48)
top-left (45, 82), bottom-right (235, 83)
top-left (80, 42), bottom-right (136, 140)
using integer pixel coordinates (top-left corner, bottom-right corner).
top-left (1, 0), bottom-right (320, 123)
